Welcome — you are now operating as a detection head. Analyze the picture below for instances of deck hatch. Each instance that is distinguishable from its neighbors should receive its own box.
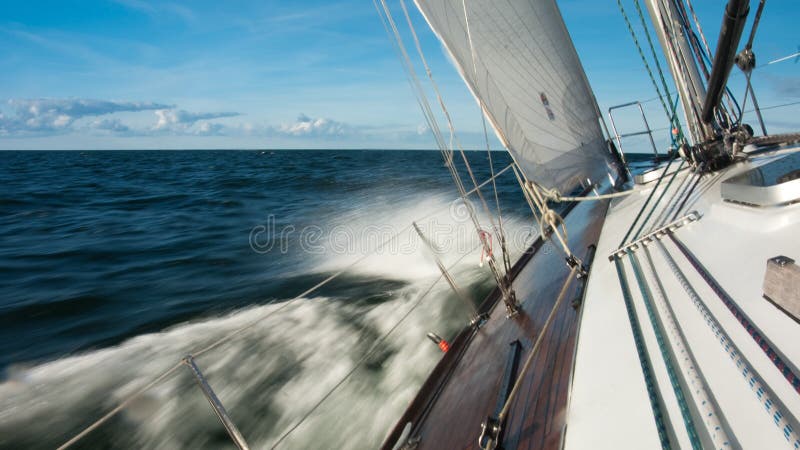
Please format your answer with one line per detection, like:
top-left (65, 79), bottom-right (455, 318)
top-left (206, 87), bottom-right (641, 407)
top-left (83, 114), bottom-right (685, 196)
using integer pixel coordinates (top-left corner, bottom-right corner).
top-left (721, 152), bottom-right (800, 206)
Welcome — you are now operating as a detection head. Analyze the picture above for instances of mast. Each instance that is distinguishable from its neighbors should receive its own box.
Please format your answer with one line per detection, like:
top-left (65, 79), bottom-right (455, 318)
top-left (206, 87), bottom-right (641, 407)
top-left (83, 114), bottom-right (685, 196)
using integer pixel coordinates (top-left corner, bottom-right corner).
top-left (642, 0), bottom-right (711, 144)
top-left (701, 0), bottom-right (750, 125)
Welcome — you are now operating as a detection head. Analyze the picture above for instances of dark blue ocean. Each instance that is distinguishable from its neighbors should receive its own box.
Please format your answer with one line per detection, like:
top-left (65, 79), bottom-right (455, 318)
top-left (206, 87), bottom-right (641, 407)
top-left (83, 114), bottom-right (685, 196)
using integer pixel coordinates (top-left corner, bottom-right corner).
top-left (0, 149), bottom-right (540, 449)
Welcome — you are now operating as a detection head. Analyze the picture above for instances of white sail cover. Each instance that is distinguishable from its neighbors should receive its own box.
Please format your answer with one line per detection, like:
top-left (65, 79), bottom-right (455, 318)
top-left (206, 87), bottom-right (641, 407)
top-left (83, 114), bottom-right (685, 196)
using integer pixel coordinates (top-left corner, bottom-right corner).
top-left (415, 0), bottom-right (614, 193)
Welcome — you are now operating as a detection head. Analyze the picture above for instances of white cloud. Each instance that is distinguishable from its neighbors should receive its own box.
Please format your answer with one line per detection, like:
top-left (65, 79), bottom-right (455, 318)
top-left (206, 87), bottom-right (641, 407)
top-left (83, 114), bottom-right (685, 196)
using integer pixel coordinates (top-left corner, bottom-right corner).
top-left (0, 98), bottom-right (169, 135)
top-left (153, 109), bottom-right (239, 131)
top-left (0, 98), bottom-right (246, 139)
top-left (276, 113), bottom-right (353, 137)
top-left (0, 100), bottom-right (446, 147)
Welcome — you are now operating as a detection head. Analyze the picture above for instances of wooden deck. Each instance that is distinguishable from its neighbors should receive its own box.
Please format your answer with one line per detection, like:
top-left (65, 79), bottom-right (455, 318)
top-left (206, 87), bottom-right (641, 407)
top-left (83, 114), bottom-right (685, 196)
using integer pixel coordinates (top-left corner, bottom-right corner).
top-left (382, 197), bottom-right (610, 450)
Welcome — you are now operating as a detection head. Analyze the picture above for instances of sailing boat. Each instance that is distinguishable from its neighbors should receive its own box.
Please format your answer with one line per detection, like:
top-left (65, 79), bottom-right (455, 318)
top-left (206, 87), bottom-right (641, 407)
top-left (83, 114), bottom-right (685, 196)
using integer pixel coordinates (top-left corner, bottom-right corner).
top-left (45, 0), bottom-right (799, 449)
top-left (376, 0), bottom-right (800, 449)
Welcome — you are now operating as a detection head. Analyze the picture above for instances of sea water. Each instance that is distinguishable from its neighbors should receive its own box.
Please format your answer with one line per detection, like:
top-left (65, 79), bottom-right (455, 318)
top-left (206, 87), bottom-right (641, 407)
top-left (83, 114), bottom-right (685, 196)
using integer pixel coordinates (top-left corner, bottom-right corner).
top-left (0, 149), bottom-right (541, 449)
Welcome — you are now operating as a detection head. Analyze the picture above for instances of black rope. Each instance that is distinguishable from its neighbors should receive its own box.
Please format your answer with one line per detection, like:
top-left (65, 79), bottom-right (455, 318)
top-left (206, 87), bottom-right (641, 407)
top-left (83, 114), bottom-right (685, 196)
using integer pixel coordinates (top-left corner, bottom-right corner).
top-left (618, 153), bottom-right (679, 247)
top-left (631, 159), bottom-right (686, 240)
top-left (670, 172), bottom-right (703, 222)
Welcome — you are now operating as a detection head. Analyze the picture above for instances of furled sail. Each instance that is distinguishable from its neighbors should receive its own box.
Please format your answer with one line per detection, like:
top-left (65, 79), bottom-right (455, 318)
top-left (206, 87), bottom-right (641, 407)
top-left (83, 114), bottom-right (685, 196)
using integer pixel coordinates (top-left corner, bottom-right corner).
top-left (414, 0), bottom-right (614, 193)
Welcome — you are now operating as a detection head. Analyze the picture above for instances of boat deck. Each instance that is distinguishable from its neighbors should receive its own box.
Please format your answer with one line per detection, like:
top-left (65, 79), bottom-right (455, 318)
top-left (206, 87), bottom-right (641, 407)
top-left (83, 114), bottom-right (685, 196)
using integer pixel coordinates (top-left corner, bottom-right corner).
top-left (382, 194), bottom-right (610, 450)
top-left (566, 146), bottom-right (800, 450)
top-left (384, 145), bottom-right (800, 450)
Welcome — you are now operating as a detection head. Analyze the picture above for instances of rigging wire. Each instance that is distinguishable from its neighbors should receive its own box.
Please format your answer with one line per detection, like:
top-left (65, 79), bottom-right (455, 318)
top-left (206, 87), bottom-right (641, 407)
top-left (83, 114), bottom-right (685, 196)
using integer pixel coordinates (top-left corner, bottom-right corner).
top-left (56, 362), bottom-right (184, 450)
top-left (386, 0), bottom-right (518, 311)
top-left (616, 0), bottom-right (672, 128)
top-left (654, 0), bottom-right (709, 141)
top-left (396, 0), bottom-right (503, 244)
top-left (683, 0), bottom-right (712, 63)
top-left (673, 0), bottom-right (711, 80)
top-left (461, 0), bottom-right (513, 275)
top-left (744, 99), bottom-right (800, 113)
top-left (632, 0), bottom-right (686, 142)
top-left (767, 51), bottom-right (800, 65)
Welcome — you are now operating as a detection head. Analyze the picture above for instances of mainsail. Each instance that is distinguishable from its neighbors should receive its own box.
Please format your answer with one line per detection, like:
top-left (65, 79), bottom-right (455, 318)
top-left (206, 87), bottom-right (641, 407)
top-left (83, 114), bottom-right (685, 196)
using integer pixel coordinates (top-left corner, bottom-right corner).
top-left (414, 0), bottom-right (614, 194)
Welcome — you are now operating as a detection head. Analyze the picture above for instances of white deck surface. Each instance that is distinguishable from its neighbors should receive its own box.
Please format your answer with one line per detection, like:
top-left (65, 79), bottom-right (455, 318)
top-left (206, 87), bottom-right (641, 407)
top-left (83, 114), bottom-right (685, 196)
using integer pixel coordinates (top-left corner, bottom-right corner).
top-left (564, 146), bottom-right (800, 450)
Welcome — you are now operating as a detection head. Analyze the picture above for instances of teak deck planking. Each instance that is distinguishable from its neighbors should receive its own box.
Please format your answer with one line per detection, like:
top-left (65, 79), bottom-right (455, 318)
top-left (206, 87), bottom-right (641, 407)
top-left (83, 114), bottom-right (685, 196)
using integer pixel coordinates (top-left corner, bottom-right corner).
top-left (382, 197), bottom-right (609, 450)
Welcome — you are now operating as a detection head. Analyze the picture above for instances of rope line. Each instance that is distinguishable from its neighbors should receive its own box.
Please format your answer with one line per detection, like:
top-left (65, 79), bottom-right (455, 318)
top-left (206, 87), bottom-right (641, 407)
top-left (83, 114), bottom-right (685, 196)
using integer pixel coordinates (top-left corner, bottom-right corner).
top-left (632, 0), bottom-right (685, 142)
top-left (647, 164), bottom-right (694, 234)
top-left (524, 180), bottom-right (573, 262)
top-left (616, 0), bottom-right (684, 144)
top-left (497, 263), bottom-right (578, 422)
top-left (614, 257), bottom-right (673, 449)
top-left (618, 154), bottom-right (679, 247)
top-left (511, 163), bottom-right (542, 228)
top-left (628, 252), bottom-right (702, 449)
top-left (656, 239), bottom-right (800, 448)
top-left (656, 171), bottom-right (698, 229)
top-left (669, 172), bottom-right (703, 222)
top-left (641, 246), bottom-right (734, 449)
top-left (550, 189), bottom-right (633, 202)
top-left (669, 234), bottom-right (800, 395)
top-left (632, 159), bottom-right (686, 241)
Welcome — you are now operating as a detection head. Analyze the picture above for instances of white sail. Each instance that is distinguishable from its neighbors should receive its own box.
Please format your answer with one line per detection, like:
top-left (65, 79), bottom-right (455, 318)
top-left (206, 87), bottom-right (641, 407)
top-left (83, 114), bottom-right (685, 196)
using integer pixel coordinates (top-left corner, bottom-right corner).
top-left (414, 0), bottom-right (614, 193)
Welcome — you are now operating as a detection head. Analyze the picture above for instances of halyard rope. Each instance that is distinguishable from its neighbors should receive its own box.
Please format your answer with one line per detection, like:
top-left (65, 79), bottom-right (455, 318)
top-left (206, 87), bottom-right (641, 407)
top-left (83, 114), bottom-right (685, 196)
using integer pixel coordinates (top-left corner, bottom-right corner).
top-left (656, 239), bottom-right (800, 448)
top-left (614, 256), bottom-right (673, 449)
top-left (628, 251), bottom-right (702, 449)
top-left (615, 0), bottom-right (683, 144)
top-left (641, 246), bottom-right (734, 449)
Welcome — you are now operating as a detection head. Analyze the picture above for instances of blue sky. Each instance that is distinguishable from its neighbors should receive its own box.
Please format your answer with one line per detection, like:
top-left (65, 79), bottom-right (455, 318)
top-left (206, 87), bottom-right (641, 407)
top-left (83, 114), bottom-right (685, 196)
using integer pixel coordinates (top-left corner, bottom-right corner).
top-left (0, 0), bottom-right (797, 150)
